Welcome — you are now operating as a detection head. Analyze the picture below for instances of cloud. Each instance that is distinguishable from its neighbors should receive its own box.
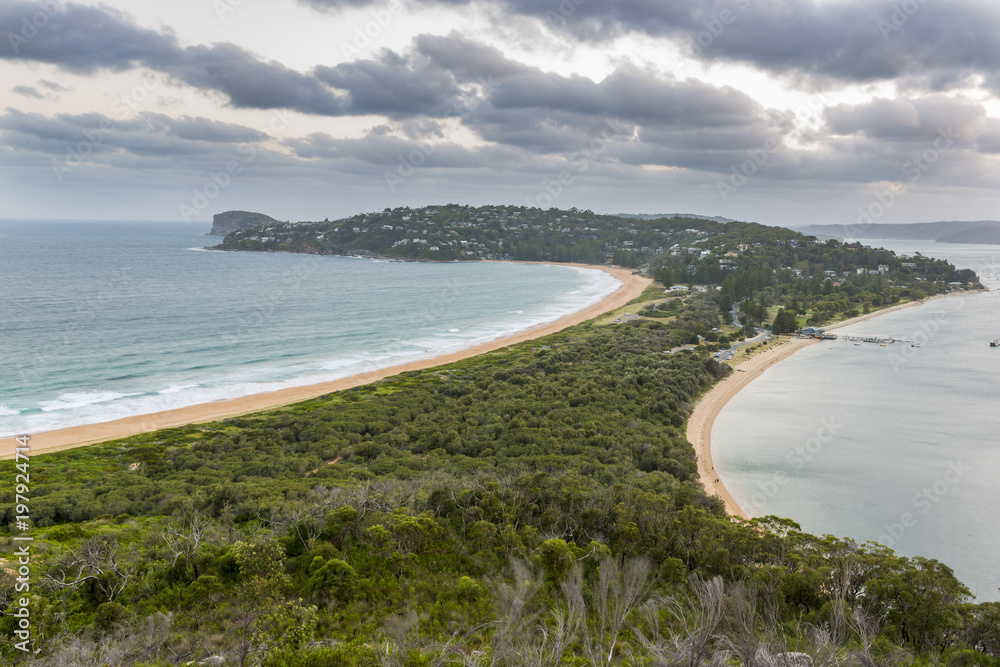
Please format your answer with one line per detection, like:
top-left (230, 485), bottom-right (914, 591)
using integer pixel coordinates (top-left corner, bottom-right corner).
top-left (0, 109), bottom-right (266, 161)
top-left (0, 2), bottom-right (178, 73)
top-left (300, 0), bottom-right (1000, 91)
top-left (13, 85), bottom-right (46, 99)
top-left (38, 79), bottom-right (71, 92)
top-left (11, 79), bottom-right (70, 101)
top-left (824, 96), bottom-right (985, 143)
top-left (1, 2), bottom-right (345, 116)
top-left (315, 50), bottom-right (463, 117)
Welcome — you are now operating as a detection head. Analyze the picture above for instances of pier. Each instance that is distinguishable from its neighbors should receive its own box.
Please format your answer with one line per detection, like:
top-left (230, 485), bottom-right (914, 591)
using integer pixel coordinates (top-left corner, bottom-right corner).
top-left (800, 332), bottom-right (912, 344)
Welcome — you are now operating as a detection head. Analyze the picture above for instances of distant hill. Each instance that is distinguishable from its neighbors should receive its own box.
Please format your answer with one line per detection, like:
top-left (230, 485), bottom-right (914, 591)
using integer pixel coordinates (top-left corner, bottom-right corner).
top-left (209, 210), bottom-right (280, 236)
top-left (796, 220), bottom-right (1000, 244)
top-left (210, 204), bottom-right (799, 265)
top-left (614, 212), bottom-right (735, 224)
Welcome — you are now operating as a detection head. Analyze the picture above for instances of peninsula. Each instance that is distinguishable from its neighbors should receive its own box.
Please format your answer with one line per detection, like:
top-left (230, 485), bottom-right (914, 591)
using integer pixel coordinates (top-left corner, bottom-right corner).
top-left (4, 207), bottom-right (994, 665)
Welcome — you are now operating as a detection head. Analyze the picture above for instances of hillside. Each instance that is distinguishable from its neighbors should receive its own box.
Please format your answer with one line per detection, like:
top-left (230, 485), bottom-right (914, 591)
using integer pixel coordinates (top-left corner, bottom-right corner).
top-left (0, 210), bottom-right (991, 664)
top-left (4, 300), bottom-right (999, 665)
top-left (210, 210), bottom-right (282, 236)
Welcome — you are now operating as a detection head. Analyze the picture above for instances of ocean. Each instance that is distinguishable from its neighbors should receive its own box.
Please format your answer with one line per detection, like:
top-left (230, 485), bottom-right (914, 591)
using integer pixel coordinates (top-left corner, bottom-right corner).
top-left (0, 220), bottom-right (620, 438)
top-left (713, 239), bottom-right (1000, 601)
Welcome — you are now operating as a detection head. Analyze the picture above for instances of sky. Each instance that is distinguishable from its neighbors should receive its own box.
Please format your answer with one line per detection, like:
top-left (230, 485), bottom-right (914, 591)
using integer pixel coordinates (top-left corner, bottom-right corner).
top-left (3, 0), bottom-right (1000, 226)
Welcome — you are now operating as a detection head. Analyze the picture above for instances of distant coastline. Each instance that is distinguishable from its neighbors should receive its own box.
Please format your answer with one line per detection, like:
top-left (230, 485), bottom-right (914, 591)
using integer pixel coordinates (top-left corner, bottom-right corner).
top-left (0, 263), bottom-right (649, 459)
top-left (688, 291), bottom-right (967, 518)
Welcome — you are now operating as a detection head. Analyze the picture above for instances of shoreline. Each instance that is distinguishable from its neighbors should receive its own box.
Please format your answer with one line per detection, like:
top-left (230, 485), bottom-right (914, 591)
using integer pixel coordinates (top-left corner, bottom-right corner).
top-left (688, 291), bottom-right (966, 519)
top-left (0, 263), bottom-right (650, 460)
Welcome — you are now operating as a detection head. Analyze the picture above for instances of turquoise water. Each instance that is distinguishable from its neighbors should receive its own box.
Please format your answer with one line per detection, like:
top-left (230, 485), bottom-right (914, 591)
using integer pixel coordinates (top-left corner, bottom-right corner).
top-left (0, 221), bottom-right (619, 437)
top-left (713, 240), bottom-right (1000, 600)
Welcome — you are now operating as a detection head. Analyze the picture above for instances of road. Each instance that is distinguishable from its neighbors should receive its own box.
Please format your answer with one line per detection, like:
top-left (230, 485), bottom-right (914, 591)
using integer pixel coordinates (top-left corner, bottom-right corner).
top-left (665, 301), bottom-right (770, 360)
top-left (719, 302), bottom-right (771, 361)
top-left (717, 328), bottom-right (770, 361)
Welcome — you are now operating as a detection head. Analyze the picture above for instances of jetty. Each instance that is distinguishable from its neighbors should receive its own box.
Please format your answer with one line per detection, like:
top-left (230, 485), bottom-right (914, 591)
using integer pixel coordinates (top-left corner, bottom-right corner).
top-left (800, 331), bottom-right (907, 344)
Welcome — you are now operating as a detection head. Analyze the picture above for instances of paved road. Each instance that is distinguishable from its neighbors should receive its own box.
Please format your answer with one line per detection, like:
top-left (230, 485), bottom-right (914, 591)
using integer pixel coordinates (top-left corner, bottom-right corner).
top-left (720, 301), bottom-right (769, 360)
top-left (717, 328), bottom-right (771, 361)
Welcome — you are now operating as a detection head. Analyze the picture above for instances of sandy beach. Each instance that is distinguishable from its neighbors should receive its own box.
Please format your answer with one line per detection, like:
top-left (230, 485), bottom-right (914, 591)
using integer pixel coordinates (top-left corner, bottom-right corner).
top-left (688, 292), bottom-right (965, 518)
top-left (0, 263), bottom-right (650, 460)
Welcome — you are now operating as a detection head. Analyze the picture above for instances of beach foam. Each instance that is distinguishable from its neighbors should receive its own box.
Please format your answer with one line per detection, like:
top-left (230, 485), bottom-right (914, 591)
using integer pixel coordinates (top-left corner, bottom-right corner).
top-left (0, 235), bottom-right (622, 439)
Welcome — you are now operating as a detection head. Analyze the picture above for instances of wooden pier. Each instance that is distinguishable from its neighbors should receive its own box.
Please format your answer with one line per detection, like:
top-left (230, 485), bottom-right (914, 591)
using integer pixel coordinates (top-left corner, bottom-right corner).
top-left (819, 333), bottom-right (910, 344)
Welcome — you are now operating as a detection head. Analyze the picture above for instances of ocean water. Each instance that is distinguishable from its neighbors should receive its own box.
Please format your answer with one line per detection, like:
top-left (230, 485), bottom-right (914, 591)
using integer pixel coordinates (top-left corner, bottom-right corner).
top-left (713, 239), bottom-right (1000, 601)
top-left (0, 221), bottom-right (620, 437)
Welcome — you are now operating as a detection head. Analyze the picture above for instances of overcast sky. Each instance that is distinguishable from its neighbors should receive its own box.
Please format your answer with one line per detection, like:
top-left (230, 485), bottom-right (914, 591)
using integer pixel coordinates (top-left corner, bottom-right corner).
top-left (3, 0), bottom-right (1000, 226)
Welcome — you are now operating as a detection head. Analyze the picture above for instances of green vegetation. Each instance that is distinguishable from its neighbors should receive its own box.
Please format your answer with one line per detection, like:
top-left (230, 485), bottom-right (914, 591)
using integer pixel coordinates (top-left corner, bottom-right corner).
top-left (2, 307), bottom-right (998, 665)
top-left (1, 207), bottom-right (991, 665)
top-left (217, 205), bottom-right (982, 333)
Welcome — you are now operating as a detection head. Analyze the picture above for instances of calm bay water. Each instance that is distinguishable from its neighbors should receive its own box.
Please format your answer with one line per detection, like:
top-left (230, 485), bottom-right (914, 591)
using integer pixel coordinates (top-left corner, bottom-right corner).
top-left (0, 220), bottom-right (619, 437)
top-left (713, 239), bottom-right (1000, 601)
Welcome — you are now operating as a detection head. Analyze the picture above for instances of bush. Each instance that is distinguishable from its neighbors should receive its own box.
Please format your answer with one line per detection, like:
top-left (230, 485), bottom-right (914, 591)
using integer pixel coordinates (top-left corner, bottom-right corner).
top-left (306, 559), bottom-right (359, 602)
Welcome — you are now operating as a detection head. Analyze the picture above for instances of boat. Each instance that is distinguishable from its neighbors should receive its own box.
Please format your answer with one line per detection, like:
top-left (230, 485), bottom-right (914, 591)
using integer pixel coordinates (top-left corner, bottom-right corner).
top-left (992, 339), bottom-right (1000, 347)
top-left (912, 342), bottom-right (921, 348)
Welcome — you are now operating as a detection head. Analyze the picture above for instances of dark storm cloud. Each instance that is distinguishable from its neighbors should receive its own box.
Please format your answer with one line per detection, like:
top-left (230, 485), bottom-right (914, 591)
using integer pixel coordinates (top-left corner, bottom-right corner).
top-left (1, 1), bottom-right (778, 157)
top-left (1, 2), bottom-right (345, 116)
top-left (824, 96), bottom-right (984, 143)
top-left (415, 34), bottom-right (527, 82)
top-left (283, 129), bottom-right (521, 169)
top-left (138, 114), bottom-right (269, 143)
top-left (300, 0), bottom-right (1000, 91)
top-left (314, 50), bottom-right (463, 117)
top-left (1, 2), bottom-right (177, 72)
top-left (410, 33), bottom-right (775, 156)
top-left (0, 109), bottom-right (265, 159)
top-left (167, 43), bottom-right (346, 116)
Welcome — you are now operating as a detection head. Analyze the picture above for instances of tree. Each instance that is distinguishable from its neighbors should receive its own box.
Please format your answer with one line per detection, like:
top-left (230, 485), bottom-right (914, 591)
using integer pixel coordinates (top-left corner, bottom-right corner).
top-left (772, 308), bottom-right (798, 334)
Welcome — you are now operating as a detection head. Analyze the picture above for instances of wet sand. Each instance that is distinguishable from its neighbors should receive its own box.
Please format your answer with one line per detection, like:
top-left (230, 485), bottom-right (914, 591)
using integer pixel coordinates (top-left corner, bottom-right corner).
top-left (1, 263), bottom-right (650, 459)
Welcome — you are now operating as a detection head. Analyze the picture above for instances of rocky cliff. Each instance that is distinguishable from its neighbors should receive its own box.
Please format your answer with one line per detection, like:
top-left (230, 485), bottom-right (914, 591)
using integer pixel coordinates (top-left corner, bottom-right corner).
top-left (209, 211), bottom-right (280, 236)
